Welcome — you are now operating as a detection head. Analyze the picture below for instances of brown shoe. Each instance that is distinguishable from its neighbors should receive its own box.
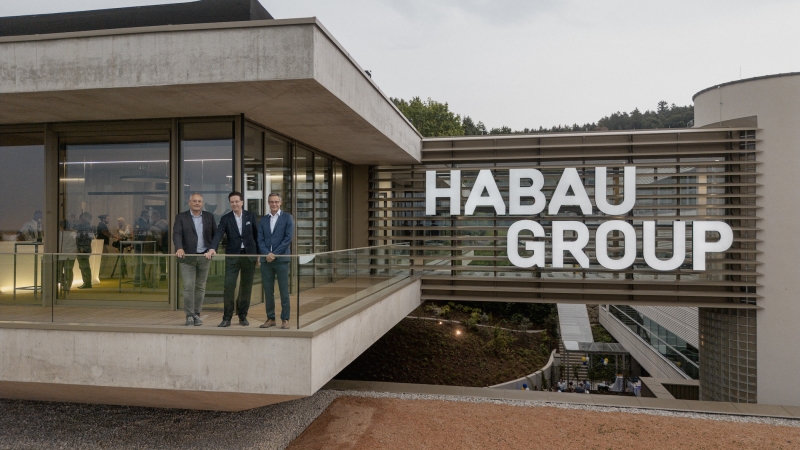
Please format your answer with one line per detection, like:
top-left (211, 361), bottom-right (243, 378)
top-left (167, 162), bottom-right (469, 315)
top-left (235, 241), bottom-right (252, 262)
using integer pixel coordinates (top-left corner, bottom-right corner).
top-left (280, 320), bottom-right (290, 329)
top-left (260, 319), bottom-right (276, 329)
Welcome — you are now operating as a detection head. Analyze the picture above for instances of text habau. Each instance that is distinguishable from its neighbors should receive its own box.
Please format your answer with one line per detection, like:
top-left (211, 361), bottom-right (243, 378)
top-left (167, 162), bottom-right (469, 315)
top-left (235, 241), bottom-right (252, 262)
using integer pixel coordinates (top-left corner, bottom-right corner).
top-left (425, 167), bottom-right (733, 271)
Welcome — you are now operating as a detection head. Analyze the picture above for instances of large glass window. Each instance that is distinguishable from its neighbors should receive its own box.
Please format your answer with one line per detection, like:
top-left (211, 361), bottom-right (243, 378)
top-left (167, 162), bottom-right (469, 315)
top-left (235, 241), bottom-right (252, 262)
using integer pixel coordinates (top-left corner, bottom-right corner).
top-left (314, 154), bottom-right (331, 254)
top-left (0, 133), bottom-right (44, 305)
top-left (179, 121), bottom-right (234, 308)
top-left (180, 122), bottom-right (234, 226)
top-left (296, 149), bottom-right (314, 256)
top-left (0, 134), bottom-right (44, 243)
top-left (333, 162), bottom-right (350, 250)
top-left (244, 126), bottom-right (264, 216)
top-left (59, 139), bottom-right (170, 302)
top-left (264, 134), bottom-right (292, 217)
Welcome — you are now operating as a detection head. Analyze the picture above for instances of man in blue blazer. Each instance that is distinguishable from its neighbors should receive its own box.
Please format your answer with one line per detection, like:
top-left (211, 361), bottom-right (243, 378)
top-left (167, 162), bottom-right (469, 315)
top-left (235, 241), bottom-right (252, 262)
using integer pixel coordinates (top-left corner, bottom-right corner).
top-left (207, 191), bottom-right (259, 327)
top-left (257, 193), bottom-right (294, 329)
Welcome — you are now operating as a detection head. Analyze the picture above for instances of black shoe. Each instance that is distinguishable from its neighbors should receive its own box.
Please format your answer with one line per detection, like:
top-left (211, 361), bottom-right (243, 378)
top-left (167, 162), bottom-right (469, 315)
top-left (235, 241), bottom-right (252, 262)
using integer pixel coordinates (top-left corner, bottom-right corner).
top-left (185, 316), bottom-right (194, 326)
top-left (239, 317), bottom-right (249, 326)
top-left (193, 316), bottom-right (203, 326)
top-left (77, 284), bottom-right (92, 289)
top-left (218, 320), bottom-right (231, 328)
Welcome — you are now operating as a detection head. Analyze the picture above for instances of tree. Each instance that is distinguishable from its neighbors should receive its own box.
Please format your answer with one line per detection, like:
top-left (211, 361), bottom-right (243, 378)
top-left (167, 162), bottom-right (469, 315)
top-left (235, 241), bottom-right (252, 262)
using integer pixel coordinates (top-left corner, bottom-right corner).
top-left (462, 116), bottom-right (487, 135)
top-left (391, 97), bottom-right (465, 137)
top-left (393, 96), bottom-right (694, 135)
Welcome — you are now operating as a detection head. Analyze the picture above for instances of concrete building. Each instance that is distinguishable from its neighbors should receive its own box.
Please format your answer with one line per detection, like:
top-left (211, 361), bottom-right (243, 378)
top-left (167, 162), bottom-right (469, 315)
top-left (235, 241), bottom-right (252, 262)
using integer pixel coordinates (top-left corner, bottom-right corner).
top-left (0, 1), bottom-right (797, 409)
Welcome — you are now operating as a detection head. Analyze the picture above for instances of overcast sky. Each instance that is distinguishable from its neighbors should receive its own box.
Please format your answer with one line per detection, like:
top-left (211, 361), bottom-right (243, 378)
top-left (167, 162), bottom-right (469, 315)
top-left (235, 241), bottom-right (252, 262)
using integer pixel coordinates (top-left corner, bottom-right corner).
top-left (3, 1), bottom-right (798, 130)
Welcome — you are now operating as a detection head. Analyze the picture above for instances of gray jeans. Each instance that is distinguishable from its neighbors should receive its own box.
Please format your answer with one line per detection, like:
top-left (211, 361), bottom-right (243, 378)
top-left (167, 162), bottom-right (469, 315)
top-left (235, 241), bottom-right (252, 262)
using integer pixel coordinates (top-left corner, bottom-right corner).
top-left (179, 256), bottom-right (211, 317)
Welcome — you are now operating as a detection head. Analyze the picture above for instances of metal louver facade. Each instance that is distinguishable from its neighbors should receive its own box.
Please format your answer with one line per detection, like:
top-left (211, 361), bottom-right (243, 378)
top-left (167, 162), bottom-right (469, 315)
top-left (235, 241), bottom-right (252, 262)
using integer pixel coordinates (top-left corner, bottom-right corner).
top-left (370, 128), bottom-right (759, 309)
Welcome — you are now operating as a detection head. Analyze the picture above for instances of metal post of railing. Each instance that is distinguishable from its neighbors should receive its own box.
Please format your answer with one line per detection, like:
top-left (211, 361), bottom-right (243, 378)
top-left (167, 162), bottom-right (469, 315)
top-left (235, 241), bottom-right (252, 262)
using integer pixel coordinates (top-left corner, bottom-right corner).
top-left (295, 257), bottom-right (300, 330)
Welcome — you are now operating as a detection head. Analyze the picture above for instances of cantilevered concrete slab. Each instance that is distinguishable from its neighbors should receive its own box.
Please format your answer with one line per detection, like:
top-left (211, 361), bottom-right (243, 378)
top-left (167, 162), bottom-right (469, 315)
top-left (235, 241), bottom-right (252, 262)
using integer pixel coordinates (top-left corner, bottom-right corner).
top-left (0, 279), bottom-right (421, 411)
top-left (0, 19), bottom-right (421, 164)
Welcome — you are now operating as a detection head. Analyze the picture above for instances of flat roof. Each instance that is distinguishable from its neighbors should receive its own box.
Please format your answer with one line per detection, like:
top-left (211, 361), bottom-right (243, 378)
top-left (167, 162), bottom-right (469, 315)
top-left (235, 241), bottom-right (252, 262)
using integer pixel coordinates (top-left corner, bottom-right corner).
top-left (0, 18), bottom-right (422, 164)
top-left (692, 72), bottom-right (800, 101)
top-left (0, 0), bottom-right (272, 37)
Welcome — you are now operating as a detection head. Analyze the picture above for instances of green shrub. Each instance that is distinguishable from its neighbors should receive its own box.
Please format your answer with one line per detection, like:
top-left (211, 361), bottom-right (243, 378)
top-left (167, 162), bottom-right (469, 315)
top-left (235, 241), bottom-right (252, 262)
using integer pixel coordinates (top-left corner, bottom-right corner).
top-left (487, 327), bottom-right (516, 355)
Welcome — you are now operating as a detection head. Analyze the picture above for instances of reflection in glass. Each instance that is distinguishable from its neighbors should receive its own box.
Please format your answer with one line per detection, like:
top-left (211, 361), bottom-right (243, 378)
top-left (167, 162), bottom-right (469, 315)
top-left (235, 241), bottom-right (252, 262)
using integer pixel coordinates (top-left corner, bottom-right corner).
top-left (180, 122), bottom-right (234, 226)
top-left (180, 122), bottom-right (233, 308)
top-left (0, 135), bottom-right (46, 314)
top-left (296, 149), bottom-right (314, 290)
top-left (244, 126), bottom-right (264, 217)
top-left (0, 135), bottom-right (45, 245)
top-left (265, 134), bottom-right (292, 218)
top-left (59, 141), bottom-right (170, 302)
top-left (314, 154), bottom-right (331, 254)
top-left (333, 162), bottom-right (349, 251)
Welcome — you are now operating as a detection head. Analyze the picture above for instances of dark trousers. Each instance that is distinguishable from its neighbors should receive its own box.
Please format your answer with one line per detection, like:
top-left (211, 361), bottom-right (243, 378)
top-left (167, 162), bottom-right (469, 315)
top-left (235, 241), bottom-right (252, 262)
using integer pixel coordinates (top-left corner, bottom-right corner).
top-left (222, 251), bottom-right (255, 320)
top-left (58, 257), bottom-right (75, 293)
top-left (261, 260), bottom-right (290, 321)
top-left (77, 255), bottom-right (92, 286)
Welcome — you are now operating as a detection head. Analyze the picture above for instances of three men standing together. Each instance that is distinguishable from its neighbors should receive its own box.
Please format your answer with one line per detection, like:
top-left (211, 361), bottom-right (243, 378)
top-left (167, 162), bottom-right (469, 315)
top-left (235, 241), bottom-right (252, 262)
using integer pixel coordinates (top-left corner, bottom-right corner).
top-left (173, 192), bottom-right (294, 329)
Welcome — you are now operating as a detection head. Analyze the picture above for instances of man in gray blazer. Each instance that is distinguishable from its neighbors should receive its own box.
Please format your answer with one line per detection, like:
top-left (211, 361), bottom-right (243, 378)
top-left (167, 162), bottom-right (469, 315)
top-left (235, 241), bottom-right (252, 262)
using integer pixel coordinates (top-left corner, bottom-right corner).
top-left (173, 193), bottom-right (217, 326)
top-left (257, 193), bottom-right (294, 329)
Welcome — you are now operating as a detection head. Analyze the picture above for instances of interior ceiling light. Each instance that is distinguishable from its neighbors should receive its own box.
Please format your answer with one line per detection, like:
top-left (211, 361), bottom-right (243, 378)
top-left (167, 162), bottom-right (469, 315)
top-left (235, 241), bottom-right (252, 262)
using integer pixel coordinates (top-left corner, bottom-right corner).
top-left (120, 173), bottom-right (169, 183)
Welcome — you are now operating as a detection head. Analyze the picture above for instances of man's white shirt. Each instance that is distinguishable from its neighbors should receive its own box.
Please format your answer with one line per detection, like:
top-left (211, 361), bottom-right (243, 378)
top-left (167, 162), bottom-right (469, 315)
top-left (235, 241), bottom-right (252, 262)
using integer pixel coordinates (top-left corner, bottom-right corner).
top-left (234, 211), bottom-right (244, 248)
top-left (268, 209), bottom-right (282, 252)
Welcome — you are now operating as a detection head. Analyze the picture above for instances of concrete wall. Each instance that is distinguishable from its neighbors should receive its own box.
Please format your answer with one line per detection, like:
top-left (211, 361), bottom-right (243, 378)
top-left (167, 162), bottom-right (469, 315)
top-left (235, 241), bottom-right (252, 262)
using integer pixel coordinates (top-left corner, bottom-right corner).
top-left (310, 279), bottom-right (422, 390)
top-left (312, 27), bottom-right (421, 162)
top-left (0, 328), bottom-right (311, 400)
top-left (0, 279), bottom-right (422, 410)
top-left (0, 24), bottom-right (314, 92)
top-left (0, 19), bottom-right (422, 165)
top-left (694, 74), bottom-right (800, 406)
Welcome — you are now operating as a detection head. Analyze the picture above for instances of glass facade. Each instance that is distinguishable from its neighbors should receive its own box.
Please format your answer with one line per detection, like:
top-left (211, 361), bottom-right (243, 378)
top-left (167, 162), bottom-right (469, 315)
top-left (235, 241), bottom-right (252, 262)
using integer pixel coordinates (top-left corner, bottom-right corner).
top-left (180, 122), bottom-right (235, 223)
top-left (0, 118), bottom-right (351, 311)
top-left (700, 307), bottom-right (757, 403)
top-left (607, 304), bottom-right (700, 379)
top-left (0, 133), bottom-right (45, 304)
top-left (59, 138), bottom-right (171, 302)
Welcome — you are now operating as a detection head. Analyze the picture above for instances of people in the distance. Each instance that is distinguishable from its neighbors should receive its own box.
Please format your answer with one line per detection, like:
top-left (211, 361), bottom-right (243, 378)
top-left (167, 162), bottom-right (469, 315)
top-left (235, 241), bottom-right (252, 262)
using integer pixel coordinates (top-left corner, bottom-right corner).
top-left (75, 212), bottom-right (94, 289)
top-left (96, 214), bottom-right (114, 278)
top-left (18, 210), bottom-right (43, 242)
top-left (112, 217), bottom-right (132, 278)
top-left (208, 191), bottom-right (259, 328)
top-left (149, 210), bottom-right (170, 283)
top-left (150, 210), bottom-right (170, 254)
top-left (58, 219), bottom-right (77, 296)
top-left (257, 193), bottom-right (294, 330)
top-left (132, 209), bottom-right (150, 284)
top-left (173, 193), bottom-right (217, 326)
top-left (115, 217), bottom-right (132, 243)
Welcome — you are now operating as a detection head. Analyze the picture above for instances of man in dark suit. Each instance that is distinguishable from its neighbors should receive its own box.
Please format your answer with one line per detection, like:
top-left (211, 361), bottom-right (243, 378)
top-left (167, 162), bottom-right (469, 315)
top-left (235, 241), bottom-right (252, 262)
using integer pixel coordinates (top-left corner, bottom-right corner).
top-left (208, 191), bottom-right (259, 327)
top-left (257, 193), bottom-right (294, 329)
top-left (173, 193), bottom-right (217, 326)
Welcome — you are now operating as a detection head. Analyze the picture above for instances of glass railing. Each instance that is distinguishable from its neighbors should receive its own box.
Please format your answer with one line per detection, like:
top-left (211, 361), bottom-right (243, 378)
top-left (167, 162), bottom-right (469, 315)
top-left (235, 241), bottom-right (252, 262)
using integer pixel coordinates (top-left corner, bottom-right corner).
top-left (0, 244), bottom-right (411, 329)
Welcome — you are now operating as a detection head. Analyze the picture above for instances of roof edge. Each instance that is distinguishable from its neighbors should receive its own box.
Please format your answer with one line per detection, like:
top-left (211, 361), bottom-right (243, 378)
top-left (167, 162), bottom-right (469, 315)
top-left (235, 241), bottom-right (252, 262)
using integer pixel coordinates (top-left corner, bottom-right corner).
top-left (0, 17), bottom-right (315, 43)
top-left (692, 72), bottom-right (800, 101)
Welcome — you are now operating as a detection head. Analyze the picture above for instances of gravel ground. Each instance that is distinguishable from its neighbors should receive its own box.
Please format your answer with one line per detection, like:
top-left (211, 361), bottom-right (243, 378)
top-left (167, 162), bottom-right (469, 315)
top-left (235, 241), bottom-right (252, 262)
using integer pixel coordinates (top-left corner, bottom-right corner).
top-left (1, 389), bottom-right (798, 449)
top-left (0, 391), bottom-right (339, 450)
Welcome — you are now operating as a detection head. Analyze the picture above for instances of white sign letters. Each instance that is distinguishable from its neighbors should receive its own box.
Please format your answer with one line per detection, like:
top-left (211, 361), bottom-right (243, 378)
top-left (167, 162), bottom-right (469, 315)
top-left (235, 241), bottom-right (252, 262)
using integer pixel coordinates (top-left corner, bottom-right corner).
top-left (425, 167), bottom-right (733, 271)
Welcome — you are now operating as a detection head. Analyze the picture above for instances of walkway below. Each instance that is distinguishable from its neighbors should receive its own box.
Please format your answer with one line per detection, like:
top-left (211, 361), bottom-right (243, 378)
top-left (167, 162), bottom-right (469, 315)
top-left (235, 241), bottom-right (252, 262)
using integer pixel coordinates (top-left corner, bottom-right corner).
top-left (324, 379), bottom-right (800, 420)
